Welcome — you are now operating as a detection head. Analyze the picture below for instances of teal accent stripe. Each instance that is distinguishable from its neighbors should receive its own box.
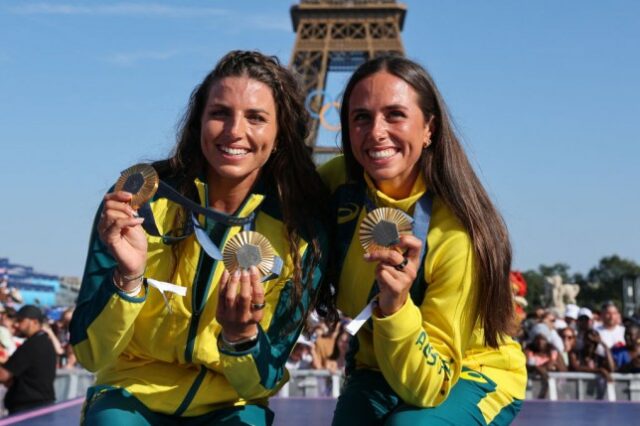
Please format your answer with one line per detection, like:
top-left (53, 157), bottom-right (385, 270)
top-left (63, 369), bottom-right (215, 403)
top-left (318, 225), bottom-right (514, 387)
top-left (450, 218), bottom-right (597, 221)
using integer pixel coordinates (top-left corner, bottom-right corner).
top-left (488, 398), bottom-right (522, 426)
top-left (70, 271), bottom-right (118, 345)
top-left (115, 281), bottom-right (148, 303)
top-left (252, 237), bottom-right (327, 389)
top-left (174, 365), bottom-right (208, 416)
top-left (253, 279), bottom-right (301, 389)
top-left (71, 196), bottom-right (149, 345)
top-left (184, 249), bottom-right (206, 363)
top-left (184, 181), bottom-right (251, 363)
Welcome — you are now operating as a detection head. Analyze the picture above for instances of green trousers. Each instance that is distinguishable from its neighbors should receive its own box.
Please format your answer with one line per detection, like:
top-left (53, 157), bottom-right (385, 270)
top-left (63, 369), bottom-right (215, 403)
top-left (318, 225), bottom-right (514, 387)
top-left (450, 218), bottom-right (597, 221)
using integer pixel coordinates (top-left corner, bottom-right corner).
top-left (82, 386), bottom-right (274, 426)
top-left (332, 369), bottom-right (522, 426)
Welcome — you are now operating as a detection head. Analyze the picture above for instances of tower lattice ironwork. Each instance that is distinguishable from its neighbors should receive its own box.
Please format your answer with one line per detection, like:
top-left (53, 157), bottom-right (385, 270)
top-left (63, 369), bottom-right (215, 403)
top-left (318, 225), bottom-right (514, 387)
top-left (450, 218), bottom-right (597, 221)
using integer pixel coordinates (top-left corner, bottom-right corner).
top-left (289, 0), bottom-right (407, 156)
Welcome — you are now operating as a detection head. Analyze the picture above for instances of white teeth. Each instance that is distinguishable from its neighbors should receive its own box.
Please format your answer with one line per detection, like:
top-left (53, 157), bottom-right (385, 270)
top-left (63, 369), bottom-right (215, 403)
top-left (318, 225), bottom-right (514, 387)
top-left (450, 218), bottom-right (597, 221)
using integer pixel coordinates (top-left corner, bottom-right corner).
top-left (220, 146), bottom-right (249, 156)
top-left (368, 149), bottom-right (395, 159)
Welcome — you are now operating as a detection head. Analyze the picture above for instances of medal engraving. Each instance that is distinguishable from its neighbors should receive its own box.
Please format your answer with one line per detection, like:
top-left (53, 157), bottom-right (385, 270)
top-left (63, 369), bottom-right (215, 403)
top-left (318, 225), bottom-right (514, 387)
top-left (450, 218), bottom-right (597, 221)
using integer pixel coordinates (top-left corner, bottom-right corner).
top-left (222, 231), bottom-right (276, 277)
top-left (236, 244), bottom-right (262, 270)
top-left (359, 207), bottom-right (413, 253)
top-left (114, 164), bottom-right (159, 209)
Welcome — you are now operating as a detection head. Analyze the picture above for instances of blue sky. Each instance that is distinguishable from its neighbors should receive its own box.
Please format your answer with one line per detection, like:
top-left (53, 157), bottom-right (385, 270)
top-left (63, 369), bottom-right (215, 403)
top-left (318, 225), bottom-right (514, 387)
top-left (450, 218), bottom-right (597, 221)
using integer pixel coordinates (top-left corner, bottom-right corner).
top-left (1, 0), bottom-right (638, 278)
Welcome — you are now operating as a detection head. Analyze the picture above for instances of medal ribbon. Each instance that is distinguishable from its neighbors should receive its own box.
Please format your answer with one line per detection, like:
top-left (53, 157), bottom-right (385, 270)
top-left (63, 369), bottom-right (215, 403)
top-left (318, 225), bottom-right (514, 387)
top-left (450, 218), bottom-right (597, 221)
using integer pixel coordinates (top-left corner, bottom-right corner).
top-left (137, 179), bottom-right (283, 282)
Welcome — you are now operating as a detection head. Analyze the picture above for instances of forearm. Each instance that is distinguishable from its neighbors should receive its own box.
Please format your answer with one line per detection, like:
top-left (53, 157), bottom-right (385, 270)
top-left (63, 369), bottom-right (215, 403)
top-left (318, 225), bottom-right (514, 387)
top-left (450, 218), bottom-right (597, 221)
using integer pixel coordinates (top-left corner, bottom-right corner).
top-left (603, 348), bottom-right (615, 372)
top-left (70, 206), bottom-right (149, 371)
top-left (70, 271), bottom-right (147, 371)
top-left (373, 299), bottom-right (456, 407)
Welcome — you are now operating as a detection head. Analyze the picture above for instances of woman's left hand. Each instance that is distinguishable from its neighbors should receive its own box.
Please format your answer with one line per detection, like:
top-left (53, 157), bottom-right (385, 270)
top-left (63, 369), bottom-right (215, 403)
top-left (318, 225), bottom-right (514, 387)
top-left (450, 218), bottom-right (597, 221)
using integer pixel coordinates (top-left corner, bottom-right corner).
top-left (216, 266), bottom-right (266, 342)
top-left (364, 234), bottom-right (422, 316)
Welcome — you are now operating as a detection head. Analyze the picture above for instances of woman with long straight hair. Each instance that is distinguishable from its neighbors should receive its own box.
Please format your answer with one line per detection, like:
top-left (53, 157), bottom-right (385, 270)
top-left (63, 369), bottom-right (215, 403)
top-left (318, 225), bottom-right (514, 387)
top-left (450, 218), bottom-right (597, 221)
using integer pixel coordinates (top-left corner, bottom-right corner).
top-left (320, 55), bottom-right (526, 425)
top-left (71, 50), bottom-right (332, 425)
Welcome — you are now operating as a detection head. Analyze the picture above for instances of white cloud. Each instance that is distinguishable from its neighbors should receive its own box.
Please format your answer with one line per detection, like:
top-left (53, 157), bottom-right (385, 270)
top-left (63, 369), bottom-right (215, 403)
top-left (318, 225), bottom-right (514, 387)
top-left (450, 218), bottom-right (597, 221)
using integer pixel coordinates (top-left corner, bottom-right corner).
top-left (8, 2), bottom-right (229, 18)
top-left (101, 48), bottom-right (184, 66)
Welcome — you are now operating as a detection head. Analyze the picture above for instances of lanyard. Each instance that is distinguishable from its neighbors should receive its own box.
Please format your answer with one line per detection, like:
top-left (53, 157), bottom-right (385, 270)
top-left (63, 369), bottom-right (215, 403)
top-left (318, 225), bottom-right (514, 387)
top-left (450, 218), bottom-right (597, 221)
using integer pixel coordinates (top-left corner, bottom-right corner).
top-left (137, 179), bottom-right (282, 282)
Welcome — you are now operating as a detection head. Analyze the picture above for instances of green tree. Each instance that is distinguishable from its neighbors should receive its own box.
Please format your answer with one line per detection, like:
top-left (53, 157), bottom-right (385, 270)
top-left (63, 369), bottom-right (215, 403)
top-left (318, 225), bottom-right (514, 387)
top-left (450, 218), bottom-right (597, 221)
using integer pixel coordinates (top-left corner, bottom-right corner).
top-left (580, 255), bottom-right (640, 310)
top-left (522, 269), bottom-right (545, 310)
top-left (521, 257), bottom-right (640, 313)
top-left (539, 263), bottom-right (572, 283)
top-left (523, 263), bottom-right (574, 310)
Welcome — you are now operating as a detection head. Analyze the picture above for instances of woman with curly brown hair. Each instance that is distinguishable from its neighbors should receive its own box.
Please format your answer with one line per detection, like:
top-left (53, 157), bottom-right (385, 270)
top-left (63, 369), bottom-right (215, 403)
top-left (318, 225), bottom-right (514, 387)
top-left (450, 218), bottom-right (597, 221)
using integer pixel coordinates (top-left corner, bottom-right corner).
top-left (71, 50), bottom-right (331, 425)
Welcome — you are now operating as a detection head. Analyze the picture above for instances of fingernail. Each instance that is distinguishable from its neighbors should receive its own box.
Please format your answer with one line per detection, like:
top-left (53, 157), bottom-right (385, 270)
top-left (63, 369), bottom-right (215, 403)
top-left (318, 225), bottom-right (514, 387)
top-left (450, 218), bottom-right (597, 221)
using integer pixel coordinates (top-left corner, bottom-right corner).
top-left (241, 270), bottom-right (249, 278)
top-left (363, 253), bottom-right (371, 260)
top-left (233, 270), bottom-right (241, 278)
top-left (135, 217), bottom-right (145, 223)
top-left (250, 265), bottom-right (258, 275)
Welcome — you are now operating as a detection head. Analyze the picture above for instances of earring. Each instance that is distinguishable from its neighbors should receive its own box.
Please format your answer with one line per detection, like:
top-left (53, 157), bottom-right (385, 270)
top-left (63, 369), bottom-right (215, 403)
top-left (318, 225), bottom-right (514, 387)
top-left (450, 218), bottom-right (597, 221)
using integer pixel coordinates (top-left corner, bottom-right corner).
top-left (423, 140), bottom-right (431, 149)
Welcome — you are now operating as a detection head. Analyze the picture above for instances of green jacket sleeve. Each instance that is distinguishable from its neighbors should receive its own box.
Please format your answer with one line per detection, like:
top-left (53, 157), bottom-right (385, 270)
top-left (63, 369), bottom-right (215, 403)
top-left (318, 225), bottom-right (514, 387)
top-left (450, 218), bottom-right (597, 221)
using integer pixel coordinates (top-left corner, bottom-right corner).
top-left (372, 227), bottom-right (478, 407)
top-left (218, 235), bottom-right (327, 400)
top-left (69, 204), bottom-right (148, 372)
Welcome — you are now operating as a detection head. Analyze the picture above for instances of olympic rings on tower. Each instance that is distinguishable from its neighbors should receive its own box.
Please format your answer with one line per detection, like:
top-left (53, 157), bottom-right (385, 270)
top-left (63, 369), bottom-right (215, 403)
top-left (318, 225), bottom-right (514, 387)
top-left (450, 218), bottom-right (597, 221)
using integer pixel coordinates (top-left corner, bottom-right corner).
top-left (305, 89), bottom-right (342, 132)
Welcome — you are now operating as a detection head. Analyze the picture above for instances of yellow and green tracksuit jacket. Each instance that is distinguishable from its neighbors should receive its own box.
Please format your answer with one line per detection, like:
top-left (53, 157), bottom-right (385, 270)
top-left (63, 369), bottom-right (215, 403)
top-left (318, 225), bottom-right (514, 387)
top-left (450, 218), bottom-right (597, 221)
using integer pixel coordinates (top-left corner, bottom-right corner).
top-left (70, 176), bottom-right (327, 417)
top-left (319, 156), bottom-right (526, 415)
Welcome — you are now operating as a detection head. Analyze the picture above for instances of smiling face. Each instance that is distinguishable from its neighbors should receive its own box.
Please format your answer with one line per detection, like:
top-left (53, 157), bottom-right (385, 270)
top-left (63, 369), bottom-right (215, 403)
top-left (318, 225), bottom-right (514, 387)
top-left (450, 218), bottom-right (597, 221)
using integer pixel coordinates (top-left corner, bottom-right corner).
top-left (348, 71), bottom-right (432, 198)
top-left (200, 76), bottom-right (278, 190)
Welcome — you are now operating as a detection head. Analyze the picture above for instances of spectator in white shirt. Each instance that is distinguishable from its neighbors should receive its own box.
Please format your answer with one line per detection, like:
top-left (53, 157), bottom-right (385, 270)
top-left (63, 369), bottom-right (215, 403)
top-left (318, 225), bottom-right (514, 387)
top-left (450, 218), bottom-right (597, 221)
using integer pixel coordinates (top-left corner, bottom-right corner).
top-left (595, 301), bottom-right (626, 350)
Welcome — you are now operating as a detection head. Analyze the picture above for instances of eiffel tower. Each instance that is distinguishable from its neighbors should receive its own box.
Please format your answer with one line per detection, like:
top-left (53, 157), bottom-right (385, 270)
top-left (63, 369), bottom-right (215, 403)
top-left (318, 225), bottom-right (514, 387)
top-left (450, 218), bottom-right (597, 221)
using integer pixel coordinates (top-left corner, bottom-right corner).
top-left (289, 0), bottom-right (407, 160)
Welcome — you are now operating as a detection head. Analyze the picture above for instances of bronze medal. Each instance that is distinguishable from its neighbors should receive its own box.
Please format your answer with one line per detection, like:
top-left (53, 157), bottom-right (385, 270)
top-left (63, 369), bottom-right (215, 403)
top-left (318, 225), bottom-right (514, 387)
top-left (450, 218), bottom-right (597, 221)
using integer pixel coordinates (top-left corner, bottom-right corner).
top-left (222, 231), bottom-right (276, 277)
top-left (359, 207), bottom-right (413, 254)
top-left (114, 164), bottom-right (159, 209)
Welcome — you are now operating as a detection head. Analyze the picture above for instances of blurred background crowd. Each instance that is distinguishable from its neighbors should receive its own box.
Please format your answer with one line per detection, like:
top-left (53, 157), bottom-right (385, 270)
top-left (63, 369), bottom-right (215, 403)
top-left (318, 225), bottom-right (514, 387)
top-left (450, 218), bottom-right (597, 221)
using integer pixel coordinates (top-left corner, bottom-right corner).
top-left (0, 270), bottom-right (639, 414)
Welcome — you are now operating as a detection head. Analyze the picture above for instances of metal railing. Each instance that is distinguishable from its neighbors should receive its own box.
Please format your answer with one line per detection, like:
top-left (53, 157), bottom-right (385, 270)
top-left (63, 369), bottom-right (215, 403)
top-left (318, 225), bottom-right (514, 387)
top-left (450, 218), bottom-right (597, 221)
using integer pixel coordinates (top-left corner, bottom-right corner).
top-left (527, 372), bottom-right (640, 401)
top-left (278, 369), bottom-right (345, 398)
top-left (35, 369), bottom-right (640, 404)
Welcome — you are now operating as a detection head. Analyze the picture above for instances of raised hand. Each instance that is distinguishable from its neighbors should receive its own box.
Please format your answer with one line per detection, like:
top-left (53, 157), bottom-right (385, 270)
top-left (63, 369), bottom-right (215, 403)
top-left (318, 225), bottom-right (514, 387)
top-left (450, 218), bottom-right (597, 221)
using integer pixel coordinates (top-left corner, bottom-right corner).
top-left (97, 191), bottom-right (147, 288)
top-left (364, 234), bottom-right (422, 316)
top-left (216, 266), bottom-right (266, 342)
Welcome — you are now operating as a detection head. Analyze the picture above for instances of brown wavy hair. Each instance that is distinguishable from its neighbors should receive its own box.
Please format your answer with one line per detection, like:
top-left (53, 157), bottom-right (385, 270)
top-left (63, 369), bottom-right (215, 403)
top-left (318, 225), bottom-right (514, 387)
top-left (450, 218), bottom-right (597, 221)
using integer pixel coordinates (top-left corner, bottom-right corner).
top-left (154, 50), bottom-right (333, 320)
top-left (339, 56), bottom-right (514, 347)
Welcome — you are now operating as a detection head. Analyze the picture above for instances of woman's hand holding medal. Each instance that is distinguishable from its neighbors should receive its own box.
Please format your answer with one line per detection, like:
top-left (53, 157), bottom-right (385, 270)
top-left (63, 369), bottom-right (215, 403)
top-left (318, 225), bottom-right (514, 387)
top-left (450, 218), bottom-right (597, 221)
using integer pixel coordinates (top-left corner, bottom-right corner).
top-left (216, 231), bottom-right (274, 344)
top-left (216, 266), bottom-right (266, 342)
top-left (364, 234), bottom-right (422, 316)
top-left (359, 207), bottom-right (423, 317)
top-left (98, 191), bottom-right (147, 289)
top-left (99, 164), bottom-right (158, 291)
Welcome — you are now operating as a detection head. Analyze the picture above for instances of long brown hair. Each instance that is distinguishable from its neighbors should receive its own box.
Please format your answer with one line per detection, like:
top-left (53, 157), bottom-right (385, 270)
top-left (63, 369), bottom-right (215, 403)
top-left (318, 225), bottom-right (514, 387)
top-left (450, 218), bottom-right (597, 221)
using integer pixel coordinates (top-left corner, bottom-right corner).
top-left (339, 56), bottom-right (513, 347)
top-left (155, 50), bottom-right (331, 318)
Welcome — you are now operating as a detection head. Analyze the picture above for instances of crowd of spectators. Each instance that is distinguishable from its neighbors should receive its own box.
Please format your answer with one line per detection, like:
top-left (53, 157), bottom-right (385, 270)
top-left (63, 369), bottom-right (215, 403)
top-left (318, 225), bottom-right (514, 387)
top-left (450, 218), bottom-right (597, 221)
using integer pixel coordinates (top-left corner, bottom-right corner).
top-left (0, 299), bottom-right (78, 415)
top-left (518, 301), bottom-right (640, 399)
top-left (282, 301), bottom-right (640, 400)
top-left (0, 297), bottom-right (639, 410)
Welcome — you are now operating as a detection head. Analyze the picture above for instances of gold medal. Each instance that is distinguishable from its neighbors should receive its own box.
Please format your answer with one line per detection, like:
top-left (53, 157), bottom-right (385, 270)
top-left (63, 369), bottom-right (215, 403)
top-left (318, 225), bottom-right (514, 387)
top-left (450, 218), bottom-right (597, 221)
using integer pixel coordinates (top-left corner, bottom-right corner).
top-left (114, 164), bottom-right (159, 209)
top-left (222, 231), bottom-right (276, 277)
top-left (359, 207), bottom-right (413, 253)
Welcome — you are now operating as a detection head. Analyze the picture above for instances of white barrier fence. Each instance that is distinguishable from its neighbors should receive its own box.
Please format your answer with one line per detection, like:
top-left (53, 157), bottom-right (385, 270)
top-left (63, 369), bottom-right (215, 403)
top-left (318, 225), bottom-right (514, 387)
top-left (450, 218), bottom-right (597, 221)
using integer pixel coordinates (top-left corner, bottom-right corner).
top-left (44, 369), bottom-right (640, 403)
top-left (54, 368), bottom-right (96, 401)
top-left (527, 372), bottom-right (640, 401)
top-left (278, 370), bottom-right (344, 398)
